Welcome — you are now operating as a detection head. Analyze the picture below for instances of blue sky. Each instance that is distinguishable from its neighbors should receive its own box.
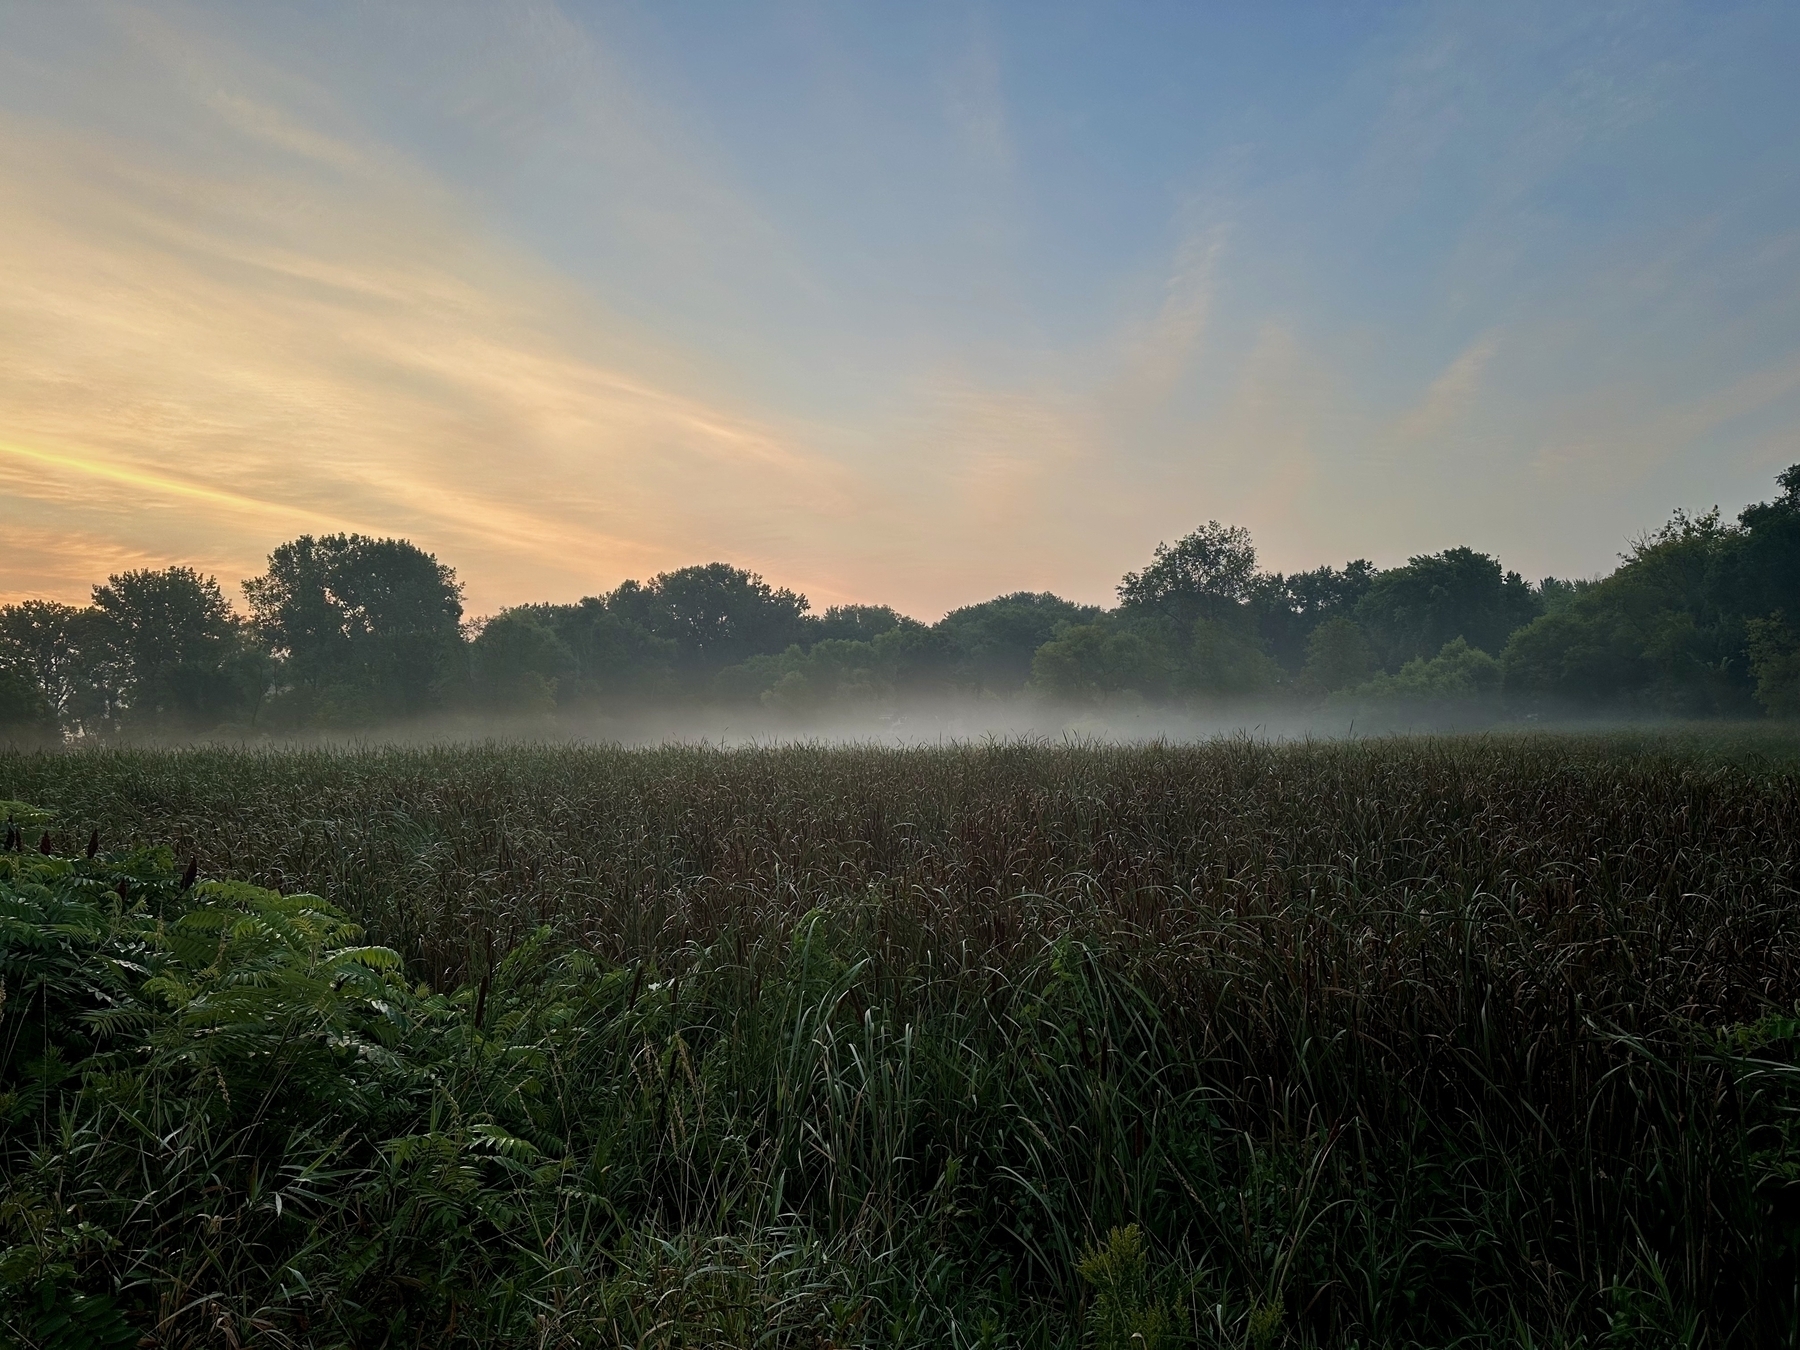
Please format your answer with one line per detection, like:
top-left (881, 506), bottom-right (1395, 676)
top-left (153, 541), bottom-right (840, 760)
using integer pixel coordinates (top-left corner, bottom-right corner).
top-left (3, 1), bottom-right (1797, 617)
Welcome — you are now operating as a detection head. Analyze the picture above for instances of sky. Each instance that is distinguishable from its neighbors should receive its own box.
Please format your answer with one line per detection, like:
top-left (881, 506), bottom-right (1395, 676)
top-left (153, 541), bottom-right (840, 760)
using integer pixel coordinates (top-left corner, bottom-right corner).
top-left (2, 1), bottom-right (1798, 620)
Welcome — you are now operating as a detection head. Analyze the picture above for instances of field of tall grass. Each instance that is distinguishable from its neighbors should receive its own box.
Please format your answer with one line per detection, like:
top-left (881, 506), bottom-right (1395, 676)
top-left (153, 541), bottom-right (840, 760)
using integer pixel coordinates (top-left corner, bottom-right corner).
top-left (4, 730), bottom-right (1800, 1347)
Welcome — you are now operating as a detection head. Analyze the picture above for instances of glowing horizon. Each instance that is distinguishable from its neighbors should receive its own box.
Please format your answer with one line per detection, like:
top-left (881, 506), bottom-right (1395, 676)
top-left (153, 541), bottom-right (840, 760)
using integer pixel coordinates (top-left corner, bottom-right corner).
top-left (4, 2), bottom-right (1798, 621)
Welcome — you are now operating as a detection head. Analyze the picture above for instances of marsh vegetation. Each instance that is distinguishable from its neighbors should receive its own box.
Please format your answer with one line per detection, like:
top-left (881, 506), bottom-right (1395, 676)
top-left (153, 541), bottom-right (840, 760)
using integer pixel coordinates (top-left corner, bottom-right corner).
top-left (5, 731), bottom-right (1800, 1346)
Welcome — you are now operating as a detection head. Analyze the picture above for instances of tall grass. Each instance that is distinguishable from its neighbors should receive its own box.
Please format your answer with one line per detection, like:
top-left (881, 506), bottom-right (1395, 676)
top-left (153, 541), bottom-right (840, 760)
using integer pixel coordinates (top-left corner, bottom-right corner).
top-left (4, 731), bottom-right (1800, 1346)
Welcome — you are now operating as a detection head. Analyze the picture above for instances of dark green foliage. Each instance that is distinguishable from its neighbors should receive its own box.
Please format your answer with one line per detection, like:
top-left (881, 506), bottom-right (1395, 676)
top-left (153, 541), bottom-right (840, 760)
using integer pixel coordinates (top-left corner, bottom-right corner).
top-left (1181, 616), bottom-right (1279, 696)
top-left (1354, 547), bottom-right (1541, 670)
top-left (606, 563), bottom-right (812, 680)
top-left (1106, 526), bottom-right (1380, 702)
top-left (86, 568), bottom-right (267, 733)
top-left (468, 609), bottom-right (576, 712)
top-left (0, 572), bottom-right (272, 737)
top-left (806, 604), bottom-right (917, 645)
top-left (89, 568), bottom-right (240, 726)
top-left (866, 621), bottom-right (957, 695)
top-left (0, 601), bottom-right (115, 735)
top-left (9, 1283), bottom-right (136, 1350)
top-left (10, 465), bottom-right (1800, 738)
top-left (1054, 523), bottom-right (1355, 701)
top-left (716, 636), bottom-right (888, 711)
top-left (1117, 521), bottom-right (1260, 627)
top-left (525, 596), bottom-right (677, 704)
top-left (477, 595), bottom-right (934, 716)
top-left (936, 592), bottom-right (1102, 694)
top-left (1334, 636), bottom-right (1504, 727)
top-left (711, 623), bottom-right (963, 711)
top-left (1504, 479), bottom-right (1800, 716)
top-left (1248, 561), bottom-right (1379, 673)
top-left (0, 666), bottom-right (56, 746)
top-left (11, 465), bottom-right (1800, 736)
top-left (1029, 620), bottom-right (1170, 701)
top-left (1299, 615), bottom-right (1375, 693)
top-left (1723, 464), bottom-right (1800, 622)
top-left (244, 533), bottom-right (465, 722)
top-left (5, 735), bottom-right (1800, 1345)
top-left (1748, 613), bottom-right (1800, 716)
top-left (1534, 575), bottom-right (1589, 614)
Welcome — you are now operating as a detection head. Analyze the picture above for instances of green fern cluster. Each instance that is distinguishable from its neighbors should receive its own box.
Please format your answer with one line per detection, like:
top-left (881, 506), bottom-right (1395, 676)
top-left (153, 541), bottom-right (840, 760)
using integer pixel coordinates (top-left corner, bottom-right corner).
top-left (0, 836), bottom-right (421, 1345)
top-left (1, 836), bottom-right (890, 1345)
top-left (1, 840), bottom-right (407, 1128)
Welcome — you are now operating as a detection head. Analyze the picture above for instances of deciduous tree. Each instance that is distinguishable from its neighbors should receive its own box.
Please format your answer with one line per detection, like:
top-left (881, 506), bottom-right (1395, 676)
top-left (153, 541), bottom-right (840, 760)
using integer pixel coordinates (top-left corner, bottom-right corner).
top-left (244, 535), bottom-right (463, 721)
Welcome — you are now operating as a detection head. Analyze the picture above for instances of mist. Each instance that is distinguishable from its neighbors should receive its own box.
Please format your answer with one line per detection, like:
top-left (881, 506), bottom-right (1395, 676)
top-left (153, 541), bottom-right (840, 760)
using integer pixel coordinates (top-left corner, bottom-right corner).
top-left (3, 5), bottom-right (1799, 755)
top-left (5, 459), bottom-right (1799, 751)
top-left (10, 10), bottom-right (1800, 1347)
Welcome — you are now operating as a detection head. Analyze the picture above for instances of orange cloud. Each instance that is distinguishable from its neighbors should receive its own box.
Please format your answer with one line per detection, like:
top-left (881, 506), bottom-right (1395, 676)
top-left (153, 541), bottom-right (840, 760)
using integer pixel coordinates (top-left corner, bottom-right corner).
top-left (0, 81), bottom-right (862, 615)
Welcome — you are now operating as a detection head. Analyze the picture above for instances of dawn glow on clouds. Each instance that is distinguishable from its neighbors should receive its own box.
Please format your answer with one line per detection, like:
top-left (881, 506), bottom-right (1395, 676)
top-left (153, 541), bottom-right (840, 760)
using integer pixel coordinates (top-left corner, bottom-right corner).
top-left (3, 1), bottom-right (1798, 617)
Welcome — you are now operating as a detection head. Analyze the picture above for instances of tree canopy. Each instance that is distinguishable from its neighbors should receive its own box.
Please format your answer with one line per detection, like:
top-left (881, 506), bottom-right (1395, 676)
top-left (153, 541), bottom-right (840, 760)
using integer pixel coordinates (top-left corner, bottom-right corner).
top-left (936, 592), bottom-right (1102, 694)
top-left (91, 567), bottom-right (258, 731)
top-left (1354, 547), bottom-right (1541, 670)
top-left (605, 563), bottom-right (810, 680)
top-left (1501, 472), bottom-right (1800, 716)
top-left (243, 534), bottom-right (463, 722)
top-left (5, 462), bottom-right (1797, 735)
top-left (1116, 521), bottom-right (1259, 624)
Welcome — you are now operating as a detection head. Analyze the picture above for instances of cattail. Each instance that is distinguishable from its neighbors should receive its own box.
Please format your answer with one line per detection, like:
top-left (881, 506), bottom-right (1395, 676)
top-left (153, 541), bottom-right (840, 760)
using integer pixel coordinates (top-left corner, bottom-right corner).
top-left (86, 829), bottom-right (100, 858)
top-left (38, 831), bottom-right (52, 855)
top-left (181, 856), bottom-right (198, 890)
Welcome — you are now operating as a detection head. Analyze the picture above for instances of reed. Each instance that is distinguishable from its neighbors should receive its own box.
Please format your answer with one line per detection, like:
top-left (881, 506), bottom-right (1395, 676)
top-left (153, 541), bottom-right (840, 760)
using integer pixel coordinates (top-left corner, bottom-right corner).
top-left (3, 730), bottom-right (1798, 1346)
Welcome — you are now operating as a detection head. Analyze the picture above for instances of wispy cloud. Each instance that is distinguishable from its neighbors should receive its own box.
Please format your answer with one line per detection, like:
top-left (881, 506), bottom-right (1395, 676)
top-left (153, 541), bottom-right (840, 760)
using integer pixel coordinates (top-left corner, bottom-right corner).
top-left (1531, 351), bottom-right (1800, 488)
top-left (0, 13), bottom-right (860, 613)
top-left (4, 1), bottom-right (1797, 616)
top-left (1391, 335), bottom-right (1499, 448)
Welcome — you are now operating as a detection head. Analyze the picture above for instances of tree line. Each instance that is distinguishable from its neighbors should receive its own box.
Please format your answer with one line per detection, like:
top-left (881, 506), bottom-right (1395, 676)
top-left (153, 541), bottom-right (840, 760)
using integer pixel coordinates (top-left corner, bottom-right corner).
top-left (3, 463), bottom-right (1796, 739)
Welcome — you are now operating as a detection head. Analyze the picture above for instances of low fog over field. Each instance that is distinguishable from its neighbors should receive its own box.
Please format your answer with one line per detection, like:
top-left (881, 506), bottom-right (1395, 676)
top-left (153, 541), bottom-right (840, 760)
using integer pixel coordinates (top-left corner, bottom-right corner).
top-left (5, 460), bottom-right (1798, 750)
top-left (9, 8), bottom-right (1800, 1346)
